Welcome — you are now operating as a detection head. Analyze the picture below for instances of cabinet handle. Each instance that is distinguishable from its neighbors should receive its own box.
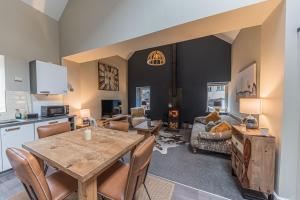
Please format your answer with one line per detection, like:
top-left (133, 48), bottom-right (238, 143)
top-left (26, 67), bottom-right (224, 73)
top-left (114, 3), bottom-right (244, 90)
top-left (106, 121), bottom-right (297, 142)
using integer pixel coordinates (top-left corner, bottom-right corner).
top-left (40, 91), bottom-right (50, 94)
top-left (5, 127), bottom-right (21, 132)
top-left (48, 121), bottom-right (58, 125)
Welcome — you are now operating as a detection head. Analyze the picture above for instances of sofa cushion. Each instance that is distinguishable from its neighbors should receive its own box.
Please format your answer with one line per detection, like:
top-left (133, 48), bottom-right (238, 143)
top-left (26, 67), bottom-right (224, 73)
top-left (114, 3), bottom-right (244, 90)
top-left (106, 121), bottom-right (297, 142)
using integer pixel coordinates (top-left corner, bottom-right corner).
top-left (205, 120), bottom-right (221, 132)
top-left (205, 121), bottom-right (216, 132)
top-left (194, 117), bottom-right (207, 124)
top-left (205, 112), bottom-right (220, 124)
top-left (210, 121), bottom-right (231, 133)
top-left (198, 130), bottom-right (232, 141)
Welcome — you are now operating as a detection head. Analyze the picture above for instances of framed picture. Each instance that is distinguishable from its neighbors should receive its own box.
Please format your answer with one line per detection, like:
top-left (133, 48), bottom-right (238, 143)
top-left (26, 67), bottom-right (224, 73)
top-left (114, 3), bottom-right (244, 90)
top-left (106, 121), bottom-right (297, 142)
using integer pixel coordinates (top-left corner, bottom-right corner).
top-left (98, 62), bottom-right (119, 91)
top-left (236, 62), bottom-right (257, 101)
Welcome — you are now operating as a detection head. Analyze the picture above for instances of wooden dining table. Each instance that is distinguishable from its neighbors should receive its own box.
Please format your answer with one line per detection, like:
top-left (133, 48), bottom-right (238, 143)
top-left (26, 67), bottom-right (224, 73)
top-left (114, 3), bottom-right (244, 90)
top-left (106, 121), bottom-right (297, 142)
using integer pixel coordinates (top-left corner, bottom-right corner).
top-left (22, 127), bottom-right (144, 200)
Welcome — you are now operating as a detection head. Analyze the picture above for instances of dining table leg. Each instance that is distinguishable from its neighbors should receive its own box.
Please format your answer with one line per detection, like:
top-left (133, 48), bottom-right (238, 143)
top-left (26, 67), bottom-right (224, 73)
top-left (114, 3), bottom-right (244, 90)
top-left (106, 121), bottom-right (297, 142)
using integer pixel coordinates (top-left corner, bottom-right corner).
top-left (78, 177), bottom-right (97, 200)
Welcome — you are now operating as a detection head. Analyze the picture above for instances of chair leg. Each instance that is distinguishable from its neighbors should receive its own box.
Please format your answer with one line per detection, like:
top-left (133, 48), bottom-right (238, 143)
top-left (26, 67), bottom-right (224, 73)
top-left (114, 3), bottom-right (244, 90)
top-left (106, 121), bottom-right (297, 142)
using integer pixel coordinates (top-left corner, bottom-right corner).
top-left (22, 183), bottom-right (34, 200)
top-left (143, 183), bottom-right (151, 200)
top-left (29, 185), bottom-right (38, 200)
top-left (44, 164), bottom-right (49, 175)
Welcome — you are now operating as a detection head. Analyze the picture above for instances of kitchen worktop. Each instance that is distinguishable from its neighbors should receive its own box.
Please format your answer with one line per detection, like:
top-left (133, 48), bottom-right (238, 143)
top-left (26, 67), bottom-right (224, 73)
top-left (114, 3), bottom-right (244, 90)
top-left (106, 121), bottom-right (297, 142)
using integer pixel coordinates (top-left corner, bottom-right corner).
top-left (0, 115), bottom-right (76, 128)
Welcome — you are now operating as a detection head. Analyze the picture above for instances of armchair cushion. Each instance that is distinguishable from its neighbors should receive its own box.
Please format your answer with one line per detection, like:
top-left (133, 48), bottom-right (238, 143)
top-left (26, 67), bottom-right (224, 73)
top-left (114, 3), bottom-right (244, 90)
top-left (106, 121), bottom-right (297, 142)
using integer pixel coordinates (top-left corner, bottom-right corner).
top-left (130, 107), bottom-right (145, 118)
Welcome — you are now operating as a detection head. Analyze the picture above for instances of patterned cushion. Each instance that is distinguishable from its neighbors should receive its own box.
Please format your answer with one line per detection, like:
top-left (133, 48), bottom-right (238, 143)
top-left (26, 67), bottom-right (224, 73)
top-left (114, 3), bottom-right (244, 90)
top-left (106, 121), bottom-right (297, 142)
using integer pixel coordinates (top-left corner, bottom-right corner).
top-left (205, 121), bottom-right (216, 132)
top-left (210, 121), bottom-right (231, 133)
top-left (131, 107), bottom-right (145, 118)
top-left (198, 130), bottom-right (232, 141)
top-left (194, 117), bottom-right (207, 124)
top-left (205, 112), bottom-right (220, 123)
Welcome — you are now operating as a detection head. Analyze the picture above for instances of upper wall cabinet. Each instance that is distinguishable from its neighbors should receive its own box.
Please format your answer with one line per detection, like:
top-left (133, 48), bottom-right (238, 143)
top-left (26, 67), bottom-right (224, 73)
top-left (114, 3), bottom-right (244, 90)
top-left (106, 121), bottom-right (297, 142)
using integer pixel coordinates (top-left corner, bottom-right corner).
top-left (29, 60), bottom-right (67, 95)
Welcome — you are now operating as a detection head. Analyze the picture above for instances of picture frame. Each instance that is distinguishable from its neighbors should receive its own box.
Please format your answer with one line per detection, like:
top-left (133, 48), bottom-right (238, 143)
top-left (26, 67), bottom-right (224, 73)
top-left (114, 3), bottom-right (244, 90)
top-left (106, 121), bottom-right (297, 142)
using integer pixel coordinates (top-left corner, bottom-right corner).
top-left (98, 62), bottom-right (119, 91)
top-left (236, 62), bottom-right (257, 101)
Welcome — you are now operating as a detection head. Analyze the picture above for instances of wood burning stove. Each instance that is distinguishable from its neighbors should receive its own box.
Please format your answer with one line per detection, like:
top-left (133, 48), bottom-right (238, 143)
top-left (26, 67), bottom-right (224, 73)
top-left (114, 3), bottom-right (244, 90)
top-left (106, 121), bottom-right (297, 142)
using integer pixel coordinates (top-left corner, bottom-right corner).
top-left (168, 107), bottom-right (179, 130)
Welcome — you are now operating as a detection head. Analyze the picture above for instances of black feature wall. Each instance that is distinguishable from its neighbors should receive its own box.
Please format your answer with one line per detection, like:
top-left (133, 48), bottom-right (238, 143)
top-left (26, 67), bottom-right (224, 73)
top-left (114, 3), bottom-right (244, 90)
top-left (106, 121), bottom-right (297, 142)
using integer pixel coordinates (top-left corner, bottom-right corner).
top-left (128, 36), bottom-right (231, 123)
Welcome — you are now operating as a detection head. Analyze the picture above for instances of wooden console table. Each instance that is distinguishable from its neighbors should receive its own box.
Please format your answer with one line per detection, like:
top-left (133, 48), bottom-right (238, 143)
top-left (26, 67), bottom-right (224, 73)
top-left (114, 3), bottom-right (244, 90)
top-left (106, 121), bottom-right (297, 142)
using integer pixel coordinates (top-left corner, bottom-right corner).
top-left (231, 125), bottom-right (275, 200)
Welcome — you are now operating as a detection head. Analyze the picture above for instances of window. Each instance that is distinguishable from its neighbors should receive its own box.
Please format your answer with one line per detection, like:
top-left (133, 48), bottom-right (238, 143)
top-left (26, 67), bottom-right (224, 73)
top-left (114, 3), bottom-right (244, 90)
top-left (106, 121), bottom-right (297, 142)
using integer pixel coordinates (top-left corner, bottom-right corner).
top-left (136, 86), bottom-right (150, 110)
top-left (207, 82), bottom-right (228, 112)
top-left (0, 55), bottom-right (5, 112)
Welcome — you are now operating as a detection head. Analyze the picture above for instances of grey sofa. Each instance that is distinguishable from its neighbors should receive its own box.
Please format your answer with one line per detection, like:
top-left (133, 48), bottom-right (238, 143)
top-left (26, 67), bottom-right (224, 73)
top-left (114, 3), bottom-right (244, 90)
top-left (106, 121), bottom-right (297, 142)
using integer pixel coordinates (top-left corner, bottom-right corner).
top-left (190, 114), bottom-right (241, 155)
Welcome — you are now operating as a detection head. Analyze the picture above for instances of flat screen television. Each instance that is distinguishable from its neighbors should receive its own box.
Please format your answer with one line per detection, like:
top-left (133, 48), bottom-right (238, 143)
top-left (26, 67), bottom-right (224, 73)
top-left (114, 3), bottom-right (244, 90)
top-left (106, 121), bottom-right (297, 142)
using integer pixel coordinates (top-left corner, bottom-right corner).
top-left (101, 100), bottom-right (121, 118)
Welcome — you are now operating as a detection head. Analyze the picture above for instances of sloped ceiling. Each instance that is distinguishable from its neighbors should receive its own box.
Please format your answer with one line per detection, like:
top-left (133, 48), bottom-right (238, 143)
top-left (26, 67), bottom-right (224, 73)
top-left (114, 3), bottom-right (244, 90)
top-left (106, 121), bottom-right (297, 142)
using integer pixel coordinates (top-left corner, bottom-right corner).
top-left (64, 0), bottom-right (281, 63)
top-left (19, 0), bottom-right (68, 21)
top-left (215, 30), bottom-right (241, 44)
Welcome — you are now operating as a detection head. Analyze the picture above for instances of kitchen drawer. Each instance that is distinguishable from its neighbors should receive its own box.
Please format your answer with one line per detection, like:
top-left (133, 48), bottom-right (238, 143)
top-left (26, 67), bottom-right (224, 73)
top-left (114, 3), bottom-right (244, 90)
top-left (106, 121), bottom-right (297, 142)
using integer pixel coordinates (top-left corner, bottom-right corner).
top-left (34, 118), bottom-right (68, 140)
top-left (1, 124), bottom-right (35, 171)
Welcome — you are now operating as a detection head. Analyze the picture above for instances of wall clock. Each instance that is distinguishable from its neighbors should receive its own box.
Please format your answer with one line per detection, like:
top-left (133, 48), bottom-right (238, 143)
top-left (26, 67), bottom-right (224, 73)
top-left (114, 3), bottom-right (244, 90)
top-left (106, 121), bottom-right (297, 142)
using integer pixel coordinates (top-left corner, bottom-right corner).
top-left (98, 62), bottom-right (119, 91)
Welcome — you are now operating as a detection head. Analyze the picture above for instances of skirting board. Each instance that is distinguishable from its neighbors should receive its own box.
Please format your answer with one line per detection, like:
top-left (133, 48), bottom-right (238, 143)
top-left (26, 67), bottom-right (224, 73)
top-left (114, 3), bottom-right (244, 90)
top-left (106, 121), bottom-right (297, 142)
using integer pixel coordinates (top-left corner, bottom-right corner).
top-left (273, 192), bottom-right (290, 200)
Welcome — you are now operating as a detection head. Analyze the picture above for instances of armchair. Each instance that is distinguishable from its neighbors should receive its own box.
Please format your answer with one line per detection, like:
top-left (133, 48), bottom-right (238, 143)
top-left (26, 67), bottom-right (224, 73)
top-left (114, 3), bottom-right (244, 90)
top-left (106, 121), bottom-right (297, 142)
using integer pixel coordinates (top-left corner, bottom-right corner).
top-left (129, 107), bottom-right (147, 127)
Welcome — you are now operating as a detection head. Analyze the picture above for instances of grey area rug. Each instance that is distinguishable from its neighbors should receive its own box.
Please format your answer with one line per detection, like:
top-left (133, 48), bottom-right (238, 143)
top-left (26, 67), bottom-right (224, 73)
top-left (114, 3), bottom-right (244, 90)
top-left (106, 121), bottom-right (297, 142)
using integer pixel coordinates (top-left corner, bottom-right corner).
top-left (148, 144), bottom-right (244, 200)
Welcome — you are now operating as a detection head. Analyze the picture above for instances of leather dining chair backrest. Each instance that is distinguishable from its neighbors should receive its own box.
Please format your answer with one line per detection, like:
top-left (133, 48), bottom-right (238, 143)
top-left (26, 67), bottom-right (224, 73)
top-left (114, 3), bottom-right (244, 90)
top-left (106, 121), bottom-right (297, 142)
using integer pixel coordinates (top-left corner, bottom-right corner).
top-left (125, 135), bottom-right (155, 200)
top-left (6, 148), bottom-right (52, 200)
top-left (109, 121), bottom-right (129, 132)
top-left (37, 122), bottom-right (71, 139)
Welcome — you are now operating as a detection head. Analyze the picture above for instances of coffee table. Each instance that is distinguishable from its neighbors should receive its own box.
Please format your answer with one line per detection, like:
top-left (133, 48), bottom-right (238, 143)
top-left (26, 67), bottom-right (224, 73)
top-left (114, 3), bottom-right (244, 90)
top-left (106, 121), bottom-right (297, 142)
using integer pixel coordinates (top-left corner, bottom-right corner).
top-left (134, 120), bottom-right (163, 138)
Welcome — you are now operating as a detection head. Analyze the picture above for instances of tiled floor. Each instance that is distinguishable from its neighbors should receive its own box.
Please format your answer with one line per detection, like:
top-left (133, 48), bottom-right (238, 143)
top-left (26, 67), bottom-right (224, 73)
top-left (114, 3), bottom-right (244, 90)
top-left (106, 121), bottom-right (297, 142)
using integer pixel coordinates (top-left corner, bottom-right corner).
top-left (0, 169), bottom-right (228, 200)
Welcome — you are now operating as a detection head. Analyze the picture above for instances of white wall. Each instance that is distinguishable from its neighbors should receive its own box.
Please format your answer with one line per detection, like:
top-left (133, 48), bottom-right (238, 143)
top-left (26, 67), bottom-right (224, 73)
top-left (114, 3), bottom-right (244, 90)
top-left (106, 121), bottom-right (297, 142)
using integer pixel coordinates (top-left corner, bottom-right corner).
top-left (0, 0), bottom-right (60, 63)
top-left (59, 0), bottom-right (265, 58)
top-left (228, 2), bottom-right (293, 198)
top-left (64, 56), bottom-right (128, 119)
top-left (62, 60), bottom-right (82, 116)
top-left (229, 26), bottom-right (261, 116)
top-left (0, 0), bottom-right (62, 119)
top-left (279, 0), bottom-right (300, 199)
top-left (260, 2), bottom-right (285, 196)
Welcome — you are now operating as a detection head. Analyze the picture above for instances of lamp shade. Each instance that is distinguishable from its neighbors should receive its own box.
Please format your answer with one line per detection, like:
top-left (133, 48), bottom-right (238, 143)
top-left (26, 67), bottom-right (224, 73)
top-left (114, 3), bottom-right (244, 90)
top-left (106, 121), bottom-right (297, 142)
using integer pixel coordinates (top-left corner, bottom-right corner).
top-left (80, 109), bottom-right (91, 118)
top-left (239, 98), bottom-right (262, 115)
top-left (147, 50), bottom-right (166, 66)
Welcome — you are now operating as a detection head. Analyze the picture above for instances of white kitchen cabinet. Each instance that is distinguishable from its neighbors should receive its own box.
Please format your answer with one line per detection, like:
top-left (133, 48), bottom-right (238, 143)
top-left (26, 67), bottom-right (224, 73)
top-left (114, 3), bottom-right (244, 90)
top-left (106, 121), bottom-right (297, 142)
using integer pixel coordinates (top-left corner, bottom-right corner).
top-left (1, 124), bottom-right (35, 171)
top-left (34, 118), bottom-right (68, 140)
top-left (0, 135), bottom-right (2, 172)
top-left (30, 60), bottom-right (67, 95)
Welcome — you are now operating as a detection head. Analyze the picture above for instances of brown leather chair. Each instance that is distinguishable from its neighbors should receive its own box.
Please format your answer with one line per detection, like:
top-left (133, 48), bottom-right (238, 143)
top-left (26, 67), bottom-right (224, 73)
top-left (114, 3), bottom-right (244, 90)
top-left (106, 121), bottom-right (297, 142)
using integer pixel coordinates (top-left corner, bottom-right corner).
top-left (109, 121), bottom-right (129, 132)
top-left (37, 122), bottom-right (71, 139)
top-left (97, 135), bottom-right (155, 200)
top-left (37, 122), bottom-right (71, 174)
top-left (6, 148), bottom-right (77, 200)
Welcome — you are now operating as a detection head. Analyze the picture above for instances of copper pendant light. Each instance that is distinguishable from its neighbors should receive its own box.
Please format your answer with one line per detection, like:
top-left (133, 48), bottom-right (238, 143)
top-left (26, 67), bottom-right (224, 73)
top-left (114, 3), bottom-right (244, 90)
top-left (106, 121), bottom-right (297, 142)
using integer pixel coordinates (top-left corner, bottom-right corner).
top-left (147, 50), bottom-right (166, 66)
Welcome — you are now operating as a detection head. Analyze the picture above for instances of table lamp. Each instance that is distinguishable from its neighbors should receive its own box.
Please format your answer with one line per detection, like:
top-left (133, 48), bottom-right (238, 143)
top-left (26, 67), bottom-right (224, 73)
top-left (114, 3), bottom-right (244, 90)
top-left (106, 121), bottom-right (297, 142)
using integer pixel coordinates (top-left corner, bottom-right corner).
top-left (239, 98), bottom-right (261, 129)
top-left (80, 109), bottom-right (91, 125)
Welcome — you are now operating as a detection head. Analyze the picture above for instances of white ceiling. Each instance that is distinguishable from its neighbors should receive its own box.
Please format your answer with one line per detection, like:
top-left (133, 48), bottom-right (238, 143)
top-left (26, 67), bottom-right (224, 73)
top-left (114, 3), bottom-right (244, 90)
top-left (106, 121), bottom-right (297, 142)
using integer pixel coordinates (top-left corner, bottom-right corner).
top-left (19, 0), bottom-right (69, 21)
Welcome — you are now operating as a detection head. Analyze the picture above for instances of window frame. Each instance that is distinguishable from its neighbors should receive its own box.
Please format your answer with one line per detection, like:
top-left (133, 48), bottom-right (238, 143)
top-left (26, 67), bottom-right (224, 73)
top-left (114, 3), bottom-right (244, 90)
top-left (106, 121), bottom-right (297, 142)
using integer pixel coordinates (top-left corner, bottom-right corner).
top-left (207, 82), bottom-right (228, 113)
top-left (136, 86), bottom-right (151, 110)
